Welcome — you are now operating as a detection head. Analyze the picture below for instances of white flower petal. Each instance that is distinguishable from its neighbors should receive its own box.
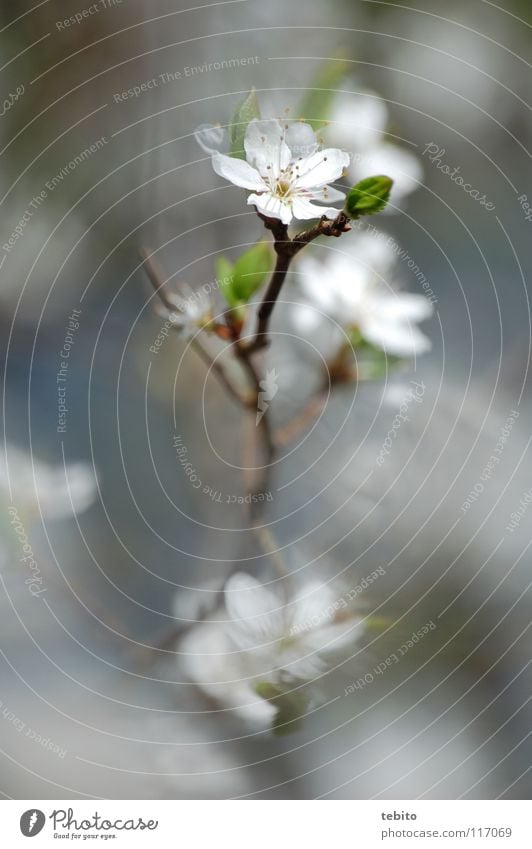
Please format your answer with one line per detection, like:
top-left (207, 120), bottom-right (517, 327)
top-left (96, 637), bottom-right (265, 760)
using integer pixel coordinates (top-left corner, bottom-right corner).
top-left (291, 196), bottom-right (341, 221)
top-left (297, 258), bottom-right (339, 314)
top-left (279, 647), bottom-right (328, 680)
top-left (247, 192), bottom-right (293, 224)
top-left (194, 123), bottom-right (228, 155)
top-left (244, 118), bottom-right (291, 178)
top-left (225, 572), bottom-right (285, 646)
top-left (291, 302), bottom-right (323, 333)
top-left (363, 317), bottom-right (432, 357)
top-left (318, 184), bottom-right (346, 204)
top-left (294, 148), bottom-right (350, 190)
top-left (2, 446), bottom-right (98, 520)
top-left (378, 293), bottom-right (434, 323)
top-left (350, 231), bottom-right (397, 274)
top-left (285, 121), bottom-right (319, 158)
top-left (212, 153), bottom-right (265, 190)
top-left (179, 622), bottom-right (275, 727)
top-left (291, 303), bottom-right (346, 361)
top-left (329, 91), bottom-right (389, 152)
top-left (290, 581), bottom-right (336, 630)
top-left (301, 617), bottom-right (364, 656)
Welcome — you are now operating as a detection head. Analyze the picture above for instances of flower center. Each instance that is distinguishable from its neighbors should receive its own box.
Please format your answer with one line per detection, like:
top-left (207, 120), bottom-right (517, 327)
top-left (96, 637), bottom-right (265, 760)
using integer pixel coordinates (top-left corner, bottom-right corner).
top-left (276, 179), bottom-right (292, 198)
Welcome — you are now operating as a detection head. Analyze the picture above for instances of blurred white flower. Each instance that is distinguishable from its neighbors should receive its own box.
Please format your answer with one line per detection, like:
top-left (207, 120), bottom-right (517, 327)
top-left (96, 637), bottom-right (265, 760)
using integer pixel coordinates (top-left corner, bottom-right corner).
top-left (327, 90), bottom-right (422, 205)
top-left (210, 118), bottom-right (349, 225)
top-left (0, 445), bottom-right (97, 519)
top-left (293, 241), bottom-right (433, 358)
top-left (155, 283), bottom-right (213, 338)
top-left (194, 123), bottom-right (228, 155)
top-left (178, 572), bottom-right (363, 730)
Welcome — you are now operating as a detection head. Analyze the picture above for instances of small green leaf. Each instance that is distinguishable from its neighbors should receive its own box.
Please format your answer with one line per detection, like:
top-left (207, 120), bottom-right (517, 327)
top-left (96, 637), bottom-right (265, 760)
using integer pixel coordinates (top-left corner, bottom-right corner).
top-left (232, 241), bottom-right (272, 302)
top-left (298, 57), bottom-right (351, 130)
top-left (254, 680), bottom-right (309, 735)
top-left (345, 175), bottom-right (393, 217)
top-left (229, 88), bottom-right (261, 159)
top-left (215, 256), bottom-right (237, 307)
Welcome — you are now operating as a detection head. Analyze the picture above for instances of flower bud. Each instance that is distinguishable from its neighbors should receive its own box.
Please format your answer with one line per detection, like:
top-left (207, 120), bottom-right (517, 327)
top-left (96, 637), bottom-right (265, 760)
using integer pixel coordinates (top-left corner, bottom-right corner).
top-left (346, 175), bottom-right (393, 216)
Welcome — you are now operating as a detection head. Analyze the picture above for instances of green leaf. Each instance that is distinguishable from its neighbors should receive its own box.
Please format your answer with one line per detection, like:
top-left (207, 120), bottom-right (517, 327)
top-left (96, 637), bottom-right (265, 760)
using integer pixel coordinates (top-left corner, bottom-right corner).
top-left (229, 88), bottom-right (261, 159)
top-left (232, 242), bottom-right (272, 302)
top-left (215, 256), bottom-right (237, 307)
top-left (254, 681), bottom-right (309, 736)
top-left (298, 57), bottom-right (351, 130)
top-left (345, 175), bottom-right (393, 217)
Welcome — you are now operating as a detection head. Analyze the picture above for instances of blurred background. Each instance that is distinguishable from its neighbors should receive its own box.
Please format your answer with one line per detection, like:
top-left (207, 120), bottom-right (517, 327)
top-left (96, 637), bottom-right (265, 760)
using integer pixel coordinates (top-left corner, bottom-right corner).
top-left (0, 0), bottom-right (531, 799)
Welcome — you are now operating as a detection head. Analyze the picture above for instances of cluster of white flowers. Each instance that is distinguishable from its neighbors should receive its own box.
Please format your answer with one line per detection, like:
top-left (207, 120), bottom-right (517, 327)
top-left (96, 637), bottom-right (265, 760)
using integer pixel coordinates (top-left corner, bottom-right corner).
top-left (327, 89), bottom-right (422, 205)
top-left (292, 234), bottom-right (433, 360)
top-left (177, 572), bottom-right (363, 730)
top-left (160, 87), bottom-right (434, 735)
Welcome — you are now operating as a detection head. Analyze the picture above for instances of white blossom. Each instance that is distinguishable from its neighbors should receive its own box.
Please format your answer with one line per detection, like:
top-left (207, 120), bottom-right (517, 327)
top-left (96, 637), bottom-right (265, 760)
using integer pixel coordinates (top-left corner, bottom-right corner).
top-left (178, 572), bottom-right (362, 729)
top-left (293, 239), bottom-right (433, 358)
top-left (0, 444), bottom-right (97, 519)
top-left (210, 119), bottom-right (350, 225)
top-left (155, 283), bottom-right (213, 337)
top-left (327, 90), bottom-right (423, 205)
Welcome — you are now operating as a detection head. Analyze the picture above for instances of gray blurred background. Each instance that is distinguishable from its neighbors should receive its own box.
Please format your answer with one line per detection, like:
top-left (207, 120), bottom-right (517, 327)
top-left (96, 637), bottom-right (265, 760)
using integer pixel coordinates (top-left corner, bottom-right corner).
top-left (0, 0), bottom-right (530, 799)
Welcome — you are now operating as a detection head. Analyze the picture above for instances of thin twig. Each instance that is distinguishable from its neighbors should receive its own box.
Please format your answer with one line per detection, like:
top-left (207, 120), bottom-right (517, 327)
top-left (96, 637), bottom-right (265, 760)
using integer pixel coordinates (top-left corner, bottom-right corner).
top-left (139, 248), bottom-right (251, 407)
top-left (274, 389), bottom-right (329, 447)
top-left (253, 524), bottom-right (289, 581)
top-left (234, 340), bottom-right (275, 511)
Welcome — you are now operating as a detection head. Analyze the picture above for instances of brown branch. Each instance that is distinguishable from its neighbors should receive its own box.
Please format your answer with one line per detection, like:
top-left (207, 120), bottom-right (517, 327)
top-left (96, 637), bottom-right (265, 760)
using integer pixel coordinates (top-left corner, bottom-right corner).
top-left (245, 210), bottom-right (352, 353)
top-left (292, 210), bottom-right (352, 250)
top-left (234, 340), bottom-right (275, 517)
top-left (248, 251), bottom-right (291, 352)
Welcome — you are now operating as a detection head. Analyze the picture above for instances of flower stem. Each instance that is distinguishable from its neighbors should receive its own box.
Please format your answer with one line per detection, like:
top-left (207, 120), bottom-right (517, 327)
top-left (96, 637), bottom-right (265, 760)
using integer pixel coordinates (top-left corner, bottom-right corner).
top-left (245, 210), bottom-right (352, 353)
top-left (250, 251), bottom-right (291, 351)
